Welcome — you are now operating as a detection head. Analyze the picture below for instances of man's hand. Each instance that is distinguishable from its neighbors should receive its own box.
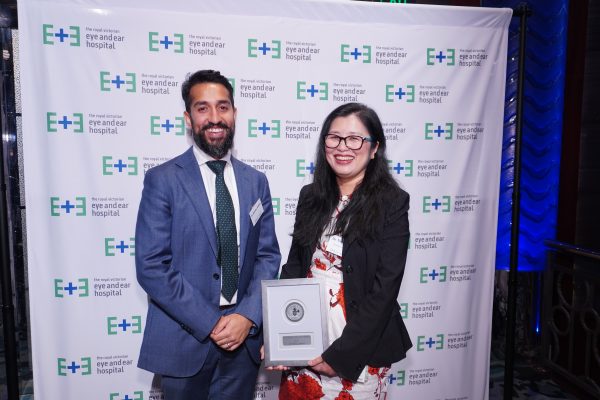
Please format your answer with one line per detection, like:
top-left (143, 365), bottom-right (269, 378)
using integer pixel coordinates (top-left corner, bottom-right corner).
top-left (308, 356), bottom-right (337, 377)
top-left (210, 313), bottom-right (253, 351)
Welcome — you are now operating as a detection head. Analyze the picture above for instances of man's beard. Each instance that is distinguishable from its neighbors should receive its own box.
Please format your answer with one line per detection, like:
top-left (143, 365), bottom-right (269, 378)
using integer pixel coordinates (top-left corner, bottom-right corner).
top-left (193, 122), bottom-right (235, 159)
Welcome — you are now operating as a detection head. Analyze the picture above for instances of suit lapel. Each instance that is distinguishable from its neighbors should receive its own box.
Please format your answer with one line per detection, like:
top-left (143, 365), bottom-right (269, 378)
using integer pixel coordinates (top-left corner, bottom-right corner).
top-left (232, 157), bottom-right (251, 269)
top-left (175, 148), bottom-right (218, 258)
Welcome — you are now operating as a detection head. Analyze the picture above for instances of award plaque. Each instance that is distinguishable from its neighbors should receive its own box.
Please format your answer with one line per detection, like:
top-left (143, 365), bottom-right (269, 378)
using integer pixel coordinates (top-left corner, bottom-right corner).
top-left (261, 278), bottom-right (328, 366)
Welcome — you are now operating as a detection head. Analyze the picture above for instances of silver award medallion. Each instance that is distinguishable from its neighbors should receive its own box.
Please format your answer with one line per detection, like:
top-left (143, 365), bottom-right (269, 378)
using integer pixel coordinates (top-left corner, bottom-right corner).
top-left (285, 301), bottom-right (304, 322)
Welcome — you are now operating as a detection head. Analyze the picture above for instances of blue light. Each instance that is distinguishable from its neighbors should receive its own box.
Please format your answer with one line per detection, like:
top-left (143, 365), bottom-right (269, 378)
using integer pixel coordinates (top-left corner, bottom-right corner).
top-left (485, 0), bottom-right (568, 272)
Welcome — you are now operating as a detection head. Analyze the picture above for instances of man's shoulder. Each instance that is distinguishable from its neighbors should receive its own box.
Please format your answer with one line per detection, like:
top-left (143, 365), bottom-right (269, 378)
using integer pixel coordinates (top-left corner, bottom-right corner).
top-left (231, 156), bottom-right (266, 181)
top-left (146, 148), bottom-right (192, 176)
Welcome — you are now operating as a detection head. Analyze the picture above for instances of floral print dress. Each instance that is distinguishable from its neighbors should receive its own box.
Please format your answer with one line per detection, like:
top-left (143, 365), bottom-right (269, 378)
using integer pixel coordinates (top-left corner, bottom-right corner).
top-left (279, 199), bottom-right (390, 400)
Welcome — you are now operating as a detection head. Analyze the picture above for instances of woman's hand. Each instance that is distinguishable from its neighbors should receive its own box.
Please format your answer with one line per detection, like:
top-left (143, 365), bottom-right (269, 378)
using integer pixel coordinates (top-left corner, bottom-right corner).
top-left (308, 356), bottom-right (337, 377)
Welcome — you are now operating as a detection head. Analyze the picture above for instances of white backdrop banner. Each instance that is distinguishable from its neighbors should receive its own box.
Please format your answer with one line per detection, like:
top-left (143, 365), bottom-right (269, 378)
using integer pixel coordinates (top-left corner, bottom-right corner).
top-left (17, 0), bottom-right (511, 398)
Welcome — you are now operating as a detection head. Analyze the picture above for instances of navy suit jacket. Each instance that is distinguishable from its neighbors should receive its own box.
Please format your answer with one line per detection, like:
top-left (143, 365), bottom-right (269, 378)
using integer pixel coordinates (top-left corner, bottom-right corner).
top-left (135, 147), bottom-right (281, 377)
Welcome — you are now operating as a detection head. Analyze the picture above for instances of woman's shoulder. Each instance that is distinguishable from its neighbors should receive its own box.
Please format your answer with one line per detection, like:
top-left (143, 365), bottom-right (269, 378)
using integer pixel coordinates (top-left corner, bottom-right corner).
top-left (380, 183), bottom-right (409, 204)
top-left (298, 183), bottom-right (316, 201)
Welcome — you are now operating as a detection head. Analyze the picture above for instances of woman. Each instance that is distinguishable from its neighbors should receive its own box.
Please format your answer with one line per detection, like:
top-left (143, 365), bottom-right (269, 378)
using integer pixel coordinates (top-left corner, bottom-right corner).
top-left (278, 103), bottom-right (412, 399)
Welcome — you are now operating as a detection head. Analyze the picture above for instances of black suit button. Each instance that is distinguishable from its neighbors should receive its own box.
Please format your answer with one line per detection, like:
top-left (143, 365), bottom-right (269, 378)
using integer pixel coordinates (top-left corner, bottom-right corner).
top-left (349, 300), bottom-right (358, 309)
top-left (345, 265), bottom-right (353, 273)
top-left (213, 273), bottom-right (220, 280)
top-left (356, 365), bottom-right (363, 371)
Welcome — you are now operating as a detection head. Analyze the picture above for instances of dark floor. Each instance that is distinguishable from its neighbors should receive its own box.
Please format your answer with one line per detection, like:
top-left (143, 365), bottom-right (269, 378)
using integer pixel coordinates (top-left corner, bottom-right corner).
top-left (488, 353), bottom-right (589, 400)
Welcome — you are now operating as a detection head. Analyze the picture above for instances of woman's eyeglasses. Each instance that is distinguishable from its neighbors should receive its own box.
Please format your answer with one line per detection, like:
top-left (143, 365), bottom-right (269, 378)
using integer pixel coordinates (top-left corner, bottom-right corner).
top-left (324, 134), bottom-right (375, 150)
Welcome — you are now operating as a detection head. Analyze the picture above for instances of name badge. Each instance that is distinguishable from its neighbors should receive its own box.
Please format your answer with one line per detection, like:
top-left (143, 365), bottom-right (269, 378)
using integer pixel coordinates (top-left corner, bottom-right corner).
top-left (250, 199), bottom-right (264, 226)
top-left (326, 235), bottom-right (343, 257)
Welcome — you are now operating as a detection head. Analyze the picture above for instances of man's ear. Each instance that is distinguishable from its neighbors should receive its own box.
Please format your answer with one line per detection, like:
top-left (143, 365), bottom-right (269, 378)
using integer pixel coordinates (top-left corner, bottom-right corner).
top-left (184, 111), bottom-right (191, 128)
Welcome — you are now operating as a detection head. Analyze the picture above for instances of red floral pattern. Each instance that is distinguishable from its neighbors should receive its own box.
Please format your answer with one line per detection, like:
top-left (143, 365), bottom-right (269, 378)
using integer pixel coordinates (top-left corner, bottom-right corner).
top-left (322, 247), bottom-right (337, 264)
top-left (329, 283), bottom-right (346, 320)
top-left (334, 392), bottom-right (355, 400)
top-left (314, 257), bottom-right (328, 271)
top-left (280, 372), bottom-right (325, 400)
top-left (341, 378), bottom-right (354, 391)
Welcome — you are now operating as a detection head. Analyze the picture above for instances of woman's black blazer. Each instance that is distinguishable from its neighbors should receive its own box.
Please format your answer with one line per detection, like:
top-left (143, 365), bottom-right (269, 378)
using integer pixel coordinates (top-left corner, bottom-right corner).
top-left (280, 184), bottom-right (412, 382)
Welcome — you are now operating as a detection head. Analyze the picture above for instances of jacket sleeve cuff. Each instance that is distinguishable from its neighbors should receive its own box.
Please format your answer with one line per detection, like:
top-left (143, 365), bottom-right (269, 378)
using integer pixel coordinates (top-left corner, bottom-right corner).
top-left (322, 347), bottom-right (364, 382)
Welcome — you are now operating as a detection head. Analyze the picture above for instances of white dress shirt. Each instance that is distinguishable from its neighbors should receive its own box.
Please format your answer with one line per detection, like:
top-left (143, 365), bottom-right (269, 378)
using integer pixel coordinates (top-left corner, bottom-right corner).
top-left (193, 144), bottom-right (240, 306)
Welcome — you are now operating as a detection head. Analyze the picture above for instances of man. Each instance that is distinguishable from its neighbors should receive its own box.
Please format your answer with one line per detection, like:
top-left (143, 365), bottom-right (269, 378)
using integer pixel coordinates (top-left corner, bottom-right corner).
top-left (135, 69), bottom-right (281, 399)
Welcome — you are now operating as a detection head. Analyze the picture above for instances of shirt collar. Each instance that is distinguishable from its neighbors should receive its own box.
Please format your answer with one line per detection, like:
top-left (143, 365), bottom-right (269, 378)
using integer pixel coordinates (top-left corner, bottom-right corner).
top-left (192, 143), bottom-right (232, 166)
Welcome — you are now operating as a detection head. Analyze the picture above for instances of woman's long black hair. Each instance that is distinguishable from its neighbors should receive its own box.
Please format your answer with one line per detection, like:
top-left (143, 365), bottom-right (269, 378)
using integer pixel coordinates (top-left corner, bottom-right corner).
top-left (292, 102), bottom-right (402, 247)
